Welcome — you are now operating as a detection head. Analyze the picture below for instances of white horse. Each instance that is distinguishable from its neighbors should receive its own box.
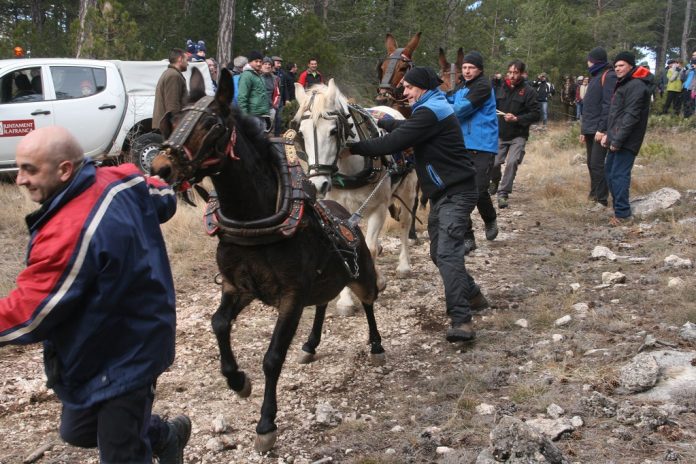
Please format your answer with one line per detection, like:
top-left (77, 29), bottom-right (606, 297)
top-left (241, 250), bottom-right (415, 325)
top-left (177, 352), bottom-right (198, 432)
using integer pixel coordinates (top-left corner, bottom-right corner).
top-left (293, 79), bottom-right (419, 315)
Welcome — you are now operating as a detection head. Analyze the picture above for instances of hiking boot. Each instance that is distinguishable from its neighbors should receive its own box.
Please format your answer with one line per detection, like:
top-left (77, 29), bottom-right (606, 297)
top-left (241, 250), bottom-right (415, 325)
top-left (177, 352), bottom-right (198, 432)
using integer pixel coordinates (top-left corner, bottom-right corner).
top-left (155, 415), bottom-right (191, 464)
top-left (463, 237), bottom-right (477, 256)
top-left (609, 215), bottom-right (634, 227)
top-left (497, 196), bottom-right (509, 209)
top-left (469, 292), bottom-right (489, 312)
top-left (484, 220), bottom-right (498, 241)
top-left (488, 181), bottom-right (499, 196)
top-left (446, 322), bottom-right (476, 343)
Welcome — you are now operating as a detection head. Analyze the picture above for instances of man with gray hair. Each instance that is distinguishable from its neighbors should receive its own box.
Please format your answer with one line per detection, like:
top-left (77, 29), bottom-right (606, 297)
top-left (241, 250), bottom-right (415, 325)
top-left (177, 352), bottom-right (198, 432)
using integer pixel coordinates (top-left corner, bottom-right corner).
top-left (228, 55), bottom-right (248, 105)
top-left (1, 126), bottom-right (190, 463)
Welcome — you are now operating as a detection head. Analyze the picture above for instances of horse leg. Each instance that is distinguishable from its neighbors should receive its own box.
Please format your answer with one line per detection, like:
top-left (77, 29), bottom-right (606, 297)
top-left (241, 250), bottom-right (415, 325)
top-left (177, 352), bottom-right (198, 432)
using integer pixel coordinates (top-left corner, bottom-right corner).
top-left (255, 301), bottom-right (304, 453)
top-left (211, 287), bottom-right (253, 397)
top-left (395, 174), bottom-right (417, 278)
top-left (364, 205), bottom-right (388, 291)
top-left (298, 303), bottom-right (327, 364)
top-left (408, 182), bottom-right (421, 241)
top-left (349, 272), bottom-right (386, 366)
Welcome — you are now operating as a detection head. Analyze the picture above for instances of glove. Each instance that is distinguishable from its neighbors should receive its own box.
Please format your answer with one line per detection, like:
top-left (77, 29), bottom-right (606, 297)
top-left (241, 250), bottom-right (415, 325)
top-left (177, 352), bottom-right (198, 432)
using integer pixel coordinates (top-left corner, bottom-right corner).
top-left (345, 141), bottom-right (359, 154)
top-left (376, 118), bottom-right (388, 129)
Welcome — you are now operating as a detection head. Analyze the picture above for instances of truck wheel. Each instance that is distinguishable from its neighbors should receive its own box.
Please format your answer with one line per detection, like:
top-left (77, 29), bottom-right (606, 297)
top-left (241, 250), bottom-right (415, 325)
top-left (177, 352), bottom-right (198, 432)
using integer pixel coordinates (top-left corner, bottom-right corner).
top-left (129, 133), bottom-right (163, 174)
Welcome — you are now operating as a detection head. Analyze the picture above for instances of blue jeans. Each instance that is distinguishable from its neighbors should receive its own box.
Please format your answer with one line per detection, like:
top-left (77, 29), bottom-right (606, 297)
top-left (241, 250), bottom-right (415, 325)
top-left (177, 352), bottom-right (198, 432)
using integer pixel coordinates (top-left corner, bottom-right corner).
top-left (605, 149), bottom-right (635, 218)
top-left (427, 191), bottom-right (481, 325)
top-left (539, 101), bottom-right (548, 125)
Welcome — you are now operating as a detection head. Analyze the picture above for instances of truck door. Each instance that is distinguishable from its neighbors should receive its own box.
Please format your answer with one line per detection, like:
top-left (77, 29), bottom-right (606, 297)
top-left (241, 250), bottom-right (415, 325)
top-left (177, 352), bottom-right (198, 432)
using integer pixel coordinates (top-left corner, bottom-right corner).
top-left (49, 64), bottom-right (126, 158)
top-left (0, 65), bottom-right (54, 172)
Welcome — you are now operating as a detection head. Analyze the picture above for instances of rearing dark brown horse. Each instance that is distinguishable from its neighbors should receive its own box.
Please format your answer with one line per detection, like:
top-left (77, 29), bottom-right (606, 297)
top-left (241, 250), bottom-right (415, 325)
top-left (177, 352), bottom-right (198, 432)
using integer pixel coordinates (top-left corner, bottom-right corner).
top-left (150, 67), bottom-right (385, 453)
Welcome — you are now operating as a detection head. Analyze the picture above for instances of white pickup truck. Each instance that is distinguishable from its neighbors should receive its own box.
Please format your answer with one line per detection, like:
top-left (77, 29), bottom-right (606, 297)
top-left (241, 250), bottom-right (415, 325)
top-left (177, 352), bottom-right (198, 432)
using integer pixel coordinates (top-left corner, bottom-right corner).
top-left (0, 58), bottom-right (214, 173)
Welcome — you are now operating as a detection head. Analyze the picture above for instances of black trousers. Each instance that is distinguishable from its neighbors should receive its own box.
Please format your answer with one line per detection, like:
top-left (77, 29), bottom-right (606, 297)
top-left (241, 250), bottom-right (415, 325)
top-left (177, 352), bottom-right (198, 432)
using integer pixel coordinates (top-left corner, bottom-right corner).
top-left (662, 90), bottom-right (682, 115)
top-left (471, 151), bottom-right (497, 223)
top-left (59, 384), bottom-right (166, 464)
top-left (584, 136), bottom-right (609, 206)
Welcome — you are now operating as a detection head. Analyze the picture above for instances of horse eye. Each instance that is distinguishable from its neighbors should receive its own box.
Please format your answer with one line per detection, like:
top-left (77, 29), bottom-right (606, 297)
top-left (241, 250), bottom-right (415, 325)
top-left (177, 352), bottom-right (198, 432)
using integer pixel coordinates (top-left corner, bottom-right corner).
top-left (329, 128), bottom-right (337, 136)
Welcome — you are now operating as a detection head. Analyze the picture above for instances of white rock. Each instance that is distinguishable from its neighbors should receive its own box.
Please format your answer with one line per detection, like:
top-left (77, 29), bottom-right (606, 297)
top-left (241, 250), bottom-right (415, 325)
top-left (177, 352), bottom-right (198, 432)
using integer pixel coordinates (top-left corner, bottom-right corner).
top-left (315, 402), bottom-right (339, 425)
top-left (619, 353), bottom-right (660, 393)
top-left (547, 403), bottom-right (565, 419)
top-left (476, 403), bottom-right (496, 415)
top-left (572, 302), bottom-right (589, 312)
top-left (571, 416), bottom-right (584, 428)
top-left (555, 315), bottom-right (572, 326)
top-left (602, 271), bottom-right (626, 285)
top-left (552, 334), bottom-right (565, 343)
top-left (526, 417), bottom-right (574, 440)
top-left (512, 211), bottom-right (524, 217)
top-left (212, 415), bottom-right (228, 434)
top-left (385, 448), bottom-right (396, 455)
top-left (436, 446), bottom-right (453, 454)
top-left (206, 437), bottom-right (224, 452)
top-left (569, 283), bottom-right (581, 293)
top-left (390, 425), bottom-right (404, 432)
top-left (679, 322), bottom-right (696, 342)
top-left (515, 318), bottom-right (529, 328)
top-left (592, 246), bottom-right (618, 261)
top-left (631, 187), bottom-right (681, 216)
top-left (668, 277), bottom-right (685, 288)
top-left (664, 255), bottom-right (693, 269)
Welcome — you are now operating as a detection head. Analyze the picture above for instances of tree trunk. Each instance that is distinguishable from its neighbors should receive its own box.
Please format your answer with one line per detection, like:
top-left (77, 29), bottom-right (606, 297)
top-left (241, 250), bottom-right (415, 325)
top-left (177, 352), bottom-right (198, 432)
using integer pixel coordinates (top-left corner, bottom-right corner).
top-left (657, 0), bottom-right (672, 81)
top-left (682, 0), bottom-right (693, 62)
top-left (218, 0), bottom-right (236, 70)
top-left (75, 0), bottom-right (97, 58)
top-left (30, 0), bottom-right (43, 31)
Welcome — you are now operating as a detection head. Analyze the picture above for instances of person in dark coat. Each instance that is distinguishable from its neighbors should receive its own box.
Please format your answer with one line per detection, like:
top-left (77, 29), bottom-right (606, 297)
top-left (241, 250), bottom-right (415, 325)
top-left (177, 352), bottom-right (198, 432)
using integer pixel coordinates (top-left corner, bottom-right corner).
top-left (601, 51), bottom-right (652, 225)
top-left (153, 48), bottom-right (188, 132)
top-left (346, 66), bottom-right (488, 343)
top-left (580, 47), bottom-right (617, 211)
top-left (489, 60), bottom-right (540, 209)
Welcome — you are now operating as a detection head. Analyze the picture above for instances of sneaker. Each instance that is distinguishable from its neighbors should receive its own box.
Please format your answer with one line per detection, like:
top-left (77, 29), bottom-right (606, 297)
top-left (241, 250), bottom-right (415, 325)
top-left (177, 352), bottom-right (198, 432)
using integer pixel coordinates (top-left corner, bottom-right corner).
top-left (469, 292), bottom-right (489, 312)
top-left (488, 181), bottom-right (499, 196)
top-left (484, 220), bottom-right (498, 241)
top-left (446, 322), bottom-right (476, 342)
top-left (155, 415), bottom-right (191, 464)
top-left (497, 196), bottom-right (509, 209)
top-left (463, 237), bottom-right (477, 255)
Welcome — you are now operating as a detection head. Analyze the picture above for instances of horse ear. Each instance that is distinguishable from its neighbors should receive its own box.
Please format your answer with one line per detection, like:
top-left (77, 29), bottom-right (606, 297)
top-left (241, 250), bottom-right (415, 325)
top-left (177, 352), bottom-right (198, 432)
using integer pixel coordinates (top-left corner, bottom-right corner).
top-left (455, 48), bottom-right (465, 68)
top-left (216, 67), bottom-right (233, 109)
top-left (385, 33), bottom-right (397, 55)
top-left (160, 112), bottom-right (174, 139)
top-left (402, 32), bottom-right (422, 58)
top-left (438, 47), bottom-right (449, 70)
top-left (327, 78), bottom-right (338, 106)
top-left (295, 83), bottom-right (307, 106)
top-left (189, 66), bottom-right (206, 101)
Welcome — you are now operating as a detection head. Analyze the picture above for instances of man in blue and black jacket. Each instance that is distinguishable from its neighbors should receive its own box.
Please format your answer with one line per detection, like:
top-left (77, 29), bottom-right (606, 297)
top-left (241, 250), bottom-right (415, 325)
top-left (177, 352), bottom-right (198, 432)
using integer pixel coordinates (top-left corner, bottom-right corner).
top-left (347, 66), bottom-right (488, 343)
top-left (447, 51), bottom-right (500, 255)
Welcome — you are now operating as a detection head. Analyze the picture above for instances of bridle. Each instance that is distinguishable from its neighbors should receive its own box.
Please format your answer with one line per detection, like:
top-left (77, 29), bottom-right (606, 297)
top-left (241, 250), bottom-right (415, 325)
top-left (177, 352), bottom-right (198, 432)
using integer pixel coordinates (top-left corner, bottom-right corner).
top-left (295, 91), bottom-right (355, 179)
top-left (377, 47), bottom-right (414, 105)
top-left (158, 96), bottom-right (236, 187)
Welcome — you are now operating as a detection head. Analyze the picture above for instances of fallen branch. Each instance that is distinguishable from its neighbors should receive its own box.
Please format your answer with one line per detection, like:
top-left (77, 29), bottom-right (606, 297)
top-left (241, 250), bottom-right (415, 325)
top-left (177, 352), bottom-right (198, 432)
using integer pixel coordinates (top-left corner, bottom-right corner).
top-left (23, 438), bottom-right (58, 464)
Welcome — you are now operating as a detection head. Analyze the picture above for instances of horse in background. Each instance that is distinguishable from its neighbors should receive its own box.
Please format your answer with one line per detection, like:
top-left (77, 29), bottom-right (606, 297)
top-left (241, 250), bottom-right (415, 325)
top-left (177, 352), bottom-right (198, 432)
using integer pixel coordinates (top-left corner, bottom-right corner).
top-left (294, 79), bottom-right (418, 315)
top-left (438, 47), bottom-right (464, 92)
top-left (150, 67), bottom-right (386, 453)
top-left (375, 32), bottom-right (421, 118)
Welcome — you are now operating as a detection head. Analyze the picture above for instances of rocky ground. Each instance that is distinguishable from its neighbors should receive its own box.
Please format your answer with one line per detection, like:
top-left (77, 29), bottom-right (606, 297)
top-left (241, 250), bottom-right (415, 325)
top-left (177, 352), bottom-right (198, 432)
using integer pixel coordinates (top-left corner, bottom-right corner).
top-left (1, 123), bottom-right (696, 464)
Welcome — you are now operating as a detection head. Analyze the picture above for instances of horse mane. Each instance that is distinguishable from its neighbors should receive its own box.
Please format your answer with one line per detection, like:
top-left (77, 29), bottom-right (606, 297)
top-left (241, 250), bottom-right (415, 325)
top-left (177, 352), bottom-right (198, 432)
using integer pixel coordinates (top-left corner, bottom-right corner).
top-left (293, 83), bottom-right (346, 125)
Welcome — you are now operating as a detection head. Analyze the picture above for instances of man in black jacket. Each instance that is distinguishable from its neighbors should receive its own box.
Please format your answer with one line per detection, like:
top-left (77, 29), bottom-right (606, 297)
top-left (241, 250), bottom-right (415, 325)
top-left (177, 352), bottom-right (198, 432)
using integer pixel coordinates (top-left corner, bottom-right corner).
top-left (532, 72), bottom-right (554, 126)
top-left (601, 51), bottom-right (652, 225)
top-left (490, 60), bottom-right (540, 209)
top-left (347, 67), bottom-right (487, 343)
top-left (580, 47), bottom-right (617, 211)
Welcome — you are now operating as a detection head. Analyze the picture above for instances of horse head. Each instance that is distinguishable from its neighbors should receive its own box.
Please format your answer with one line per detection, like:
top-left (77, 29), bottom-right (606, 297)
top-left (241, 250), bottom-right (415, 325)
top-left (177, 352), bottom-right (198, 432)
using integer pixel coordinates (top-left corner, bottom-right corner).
top-left (375, 32), bottom-right (421, 111)
top-left (150, 66), bottom-right (237, 187)
top-left (293, 78), bottom-right (355, 197)
top-left (438, 47), bottom-right (464, 92)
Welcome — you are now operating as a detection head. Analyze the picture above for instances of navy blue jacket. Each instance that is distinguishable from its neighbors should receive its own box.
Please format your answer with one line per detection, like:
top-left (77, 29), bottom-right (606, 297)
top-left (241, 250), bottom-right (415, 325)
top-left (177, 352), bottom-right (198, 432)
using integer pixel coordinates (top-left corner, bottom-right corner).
top-left (0, 161), bottom-right (177, 408)
top-left (581, 63), bottom-right (617, 135)
top-left (607, 66), bottom-right (652, 155)
top-left (349, 89), bottom-right (476, 201)
top-left (447, 73), bottom-right (499, 154)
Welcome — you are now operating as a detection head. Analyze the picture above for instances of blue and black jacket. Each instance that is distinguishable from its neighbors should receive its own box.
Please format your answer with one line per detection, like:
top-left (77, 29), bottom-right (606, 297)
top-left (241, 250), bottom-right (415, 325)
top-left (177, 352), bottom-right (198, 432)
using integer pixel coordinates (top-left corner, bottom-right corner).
top-left (447, 73), bottom-right (499, 154)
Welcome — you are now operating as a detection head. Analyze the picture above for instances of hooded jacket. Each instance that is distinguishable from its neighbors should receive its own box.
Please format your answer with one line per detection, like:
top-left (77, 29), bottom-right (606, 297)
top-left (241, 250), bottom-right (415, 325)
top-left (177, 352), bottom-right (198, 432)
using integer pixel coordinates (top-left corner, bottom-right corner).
top-left (348, 89), bottom-right (476, 201)
top-left (581, 63), bottom-right (617, 135)
top-left (0, 161), bottom-right (177, 409)
top-left (237, 65), bottom-right (270, 116)
top-left (447, 73), bottom-right (499, 154)
top-left (496, 79), bottom-right (540, 140)
top-left (607, 66), bottom-right (652, 155)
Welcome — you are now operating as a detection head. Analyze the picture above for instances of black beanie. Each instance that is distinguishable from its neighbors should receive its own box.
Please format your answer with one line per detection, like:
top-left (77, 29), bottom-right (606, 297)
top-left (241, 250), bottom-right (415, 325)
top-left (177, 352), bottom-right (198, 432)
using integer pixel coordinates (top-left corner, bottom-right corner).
top-left (587, 47), bottom-right (607, 64)
top-left (613, 51), bottom-right (636, 67)
top-left (462, 51), bottom-right (484, 70)
top-left (403, 66), bottom-right (443, 90)
top-left (247, 50), bottom-right (263, 62)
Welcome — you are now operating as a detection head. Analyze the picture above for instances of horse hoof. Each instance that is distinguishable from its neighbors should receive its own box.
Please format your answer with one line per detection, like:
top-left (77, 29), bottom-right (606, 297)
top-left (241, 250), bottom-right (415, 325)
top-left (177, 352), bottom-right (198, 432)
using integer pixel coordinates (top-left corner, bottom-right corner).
top-left (396, 268), bottom-right (411, 279)
top-left (236, 375), bottom-right (252, 398)
top-left (254, 430), bottom-right (278, 453)
top-left (370, 352), bottom-right (387, 366)
top-left (298, 350), bottom-right (316, 364)
top-left (335, 304), bottom-right (356, 317)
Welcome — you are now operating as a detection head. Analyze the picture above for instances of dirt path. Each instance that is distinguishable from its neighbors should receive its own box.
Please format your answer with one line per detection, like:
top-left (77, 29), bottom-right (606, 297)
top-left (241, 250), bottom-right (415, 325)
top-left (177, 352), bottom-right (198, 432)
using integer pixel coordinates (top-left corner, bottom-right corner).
top-left (1, 126), bottom-right (696, 463)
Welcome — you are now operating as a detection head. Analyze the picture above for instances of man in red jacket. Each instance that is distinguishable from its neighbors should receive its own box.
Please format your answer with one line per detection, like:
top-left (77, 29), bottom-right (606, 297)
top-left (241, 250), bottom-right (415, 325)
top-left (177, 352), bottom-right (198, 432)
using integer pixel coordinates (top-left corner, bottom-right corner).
top-left (297, 58), bottom-right (324, 89)
top-left (1, 126), bottom-right (190, 464)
